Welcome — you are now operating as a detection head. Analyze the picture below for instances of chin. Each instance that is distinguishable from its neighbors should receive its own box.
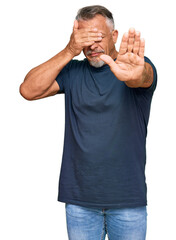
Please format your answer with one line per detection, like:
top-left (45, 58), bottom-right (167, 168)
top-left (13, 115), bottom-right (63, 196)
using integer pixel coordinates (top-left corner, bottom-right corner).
top-left (89, 59), bottom-right (105, 68)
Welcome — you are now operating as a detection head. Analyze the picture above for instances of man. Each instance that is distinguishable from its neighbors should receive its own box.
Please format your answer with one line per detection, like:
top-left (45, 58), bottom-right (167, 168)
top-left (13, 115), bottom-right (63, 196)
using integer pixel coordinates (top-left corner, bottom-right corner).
top-left (20, 5), bottom-right (157, 240)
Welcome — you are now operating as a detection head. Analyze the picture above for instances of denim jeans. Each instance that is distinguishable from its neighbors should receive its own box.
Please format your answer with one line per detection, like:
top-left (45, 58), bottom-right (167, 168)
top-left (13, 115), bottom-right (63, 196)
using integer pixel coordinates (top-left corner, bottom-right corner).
top-left (65, 203), bottom-right (147, 240)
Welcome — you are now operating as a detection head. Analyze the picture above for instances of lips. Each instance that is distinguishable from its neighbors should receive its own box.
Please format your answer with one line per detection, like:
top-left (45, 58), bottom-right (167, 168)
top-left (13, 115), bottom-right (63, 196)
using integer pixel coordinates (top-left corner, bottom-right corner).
top-left (91, 53), bottom-right (100, 56)
top-left (86, 50), bottom-right (104, 58)
top-left (90, 52), bottom-right (103, 57)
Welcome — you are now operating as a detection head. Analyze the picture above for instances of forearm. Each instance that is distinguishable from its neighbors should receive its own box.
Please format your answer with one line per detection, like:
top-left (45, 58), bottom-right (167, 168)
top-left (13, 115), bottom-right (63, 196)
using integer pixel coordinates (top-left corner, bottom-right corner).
top-left (20, 46), bottom-right (74, 98)
top-left (125, 62), bottom-right (153, 88)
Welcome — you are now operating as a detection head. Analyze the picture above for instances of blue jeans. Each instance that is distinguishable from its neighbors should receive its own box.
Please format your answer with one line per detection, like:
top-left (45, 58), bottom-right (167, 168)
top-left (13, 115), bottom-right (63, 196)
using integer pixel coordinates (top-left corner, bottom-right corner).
top-left (65, 203), bottom-right (147, 240)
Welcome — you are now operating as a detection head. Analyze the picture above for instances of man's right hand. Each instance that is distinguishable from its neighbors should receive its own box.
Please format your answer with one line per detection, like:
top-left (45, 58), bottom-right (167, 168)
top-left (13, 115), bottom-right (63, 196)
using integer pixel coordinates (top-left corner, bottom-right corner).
top-left (66, 20), bottom-right (102, 57)
top-left (20, 20), bottom-right (103, 101)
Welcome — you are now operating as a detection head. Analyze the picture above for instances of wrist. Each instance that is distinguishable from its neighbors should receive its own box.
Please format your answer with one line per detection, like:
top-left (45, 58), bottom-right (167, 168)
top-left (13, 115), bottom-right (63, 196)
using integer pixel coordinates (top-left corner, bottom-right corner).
top-left (124, 65), bottom-right (145, 88)
top-left (65, 44), bottom-right (76, 58)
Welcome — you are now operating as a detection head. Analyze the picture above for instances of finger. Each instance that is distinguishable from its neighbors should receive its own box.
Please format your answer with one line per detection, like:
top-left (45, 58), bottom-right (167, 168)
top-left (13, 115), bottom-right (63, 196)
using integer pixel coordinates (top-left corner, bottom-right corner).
top-left (79, 31), bottom-right (102, 42)
top-left (78, 27), bottom-right (99, 33)
top-left (81, 32), bottom-right (102, 38)
top-left (133, 31), bottom-right (140, 54)
top-left (139, 38), bottom-right (145, 58)
top-left (73, 20), bottom-right (79, 31)
top-left (81, 36), bottom-right (102, 42)
top-left (99, 54), bottom-right (117, 70)
top-left (119, 33), bottom-right (128, 55)
top-left (77, 30), bottom-right (102, 42)
top-left (76, 35), bottom-right (102, 44)
top-left (128, 28), bottom-right (135, 52)
top-left (82, 41), bottom-right (96, 47)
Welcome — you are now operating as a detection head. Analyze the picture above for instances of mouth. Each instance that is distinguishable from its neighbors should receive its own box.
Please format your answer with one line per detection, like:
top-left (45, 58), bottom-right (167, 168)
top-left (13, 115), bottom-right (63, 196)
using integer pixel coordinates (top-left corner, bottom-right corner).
top-left (90, 52), bottom-right (102, 57)
top-left (86, 50), bottom-right (104, 58)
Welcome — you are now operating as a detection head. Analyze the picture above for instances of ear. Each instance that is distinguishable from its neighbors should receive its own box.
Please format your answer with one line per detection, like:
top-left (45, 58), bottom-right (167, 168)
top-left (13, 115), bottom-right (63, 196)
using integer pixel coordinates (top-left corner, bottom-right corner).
top-left (112, 30), bottom-right (118, 44)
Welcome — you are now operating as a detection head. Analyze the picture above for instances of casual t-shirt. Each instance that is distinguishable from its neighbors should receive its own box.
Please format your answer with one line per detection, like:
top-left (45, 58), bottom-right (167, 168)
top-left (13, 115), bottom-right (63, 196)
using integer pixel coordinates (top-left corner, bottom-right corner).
top-left (55, 56), bottom-right (157, 209)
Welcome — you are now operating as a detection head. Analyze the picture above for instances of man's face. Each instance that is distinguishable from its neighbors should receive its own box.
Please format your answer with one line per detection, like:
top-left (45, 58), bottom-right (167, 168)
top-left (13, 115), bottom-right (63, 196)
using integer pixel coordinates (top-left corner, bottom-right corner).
top-left (78, 15), bottom-right (118, 67)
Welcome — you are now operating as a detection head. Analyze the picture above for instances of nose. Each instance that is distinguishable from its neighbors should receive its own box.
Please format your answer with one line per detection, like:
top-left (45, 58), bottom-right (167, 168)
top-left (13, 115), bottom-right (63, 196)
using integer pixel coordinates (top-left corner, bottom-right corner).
top-left (90, 42), bottom-right (99, 50)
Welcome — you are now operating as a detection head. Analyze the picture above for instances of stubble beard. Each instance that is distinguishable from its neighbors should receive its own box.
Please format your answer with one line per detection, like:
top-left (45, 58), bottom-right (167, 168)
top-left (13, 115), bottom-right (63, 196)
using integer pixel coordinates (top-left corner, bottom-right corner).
top-left (89, 58), bottom-right (105, 68)
top-left (86, 50), bottom-right (105, 68)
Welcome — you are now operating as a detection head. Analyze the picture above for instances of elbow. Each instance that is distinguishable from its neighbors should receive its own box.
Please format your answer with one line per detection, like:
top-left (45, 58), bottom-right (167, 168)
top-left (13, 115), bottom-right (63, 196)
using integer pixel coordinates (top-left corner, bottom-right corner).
top-left (19, 83), bottom-right (34, 101)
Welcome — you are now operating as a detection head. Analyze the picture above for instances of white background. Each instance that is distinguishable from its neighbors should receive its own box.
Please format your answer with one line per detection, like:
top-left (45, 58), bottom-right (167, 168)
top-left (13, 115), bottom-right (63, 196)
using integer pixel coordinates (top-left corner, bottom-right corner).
top-left (0, 0), bottom-right (175, 239)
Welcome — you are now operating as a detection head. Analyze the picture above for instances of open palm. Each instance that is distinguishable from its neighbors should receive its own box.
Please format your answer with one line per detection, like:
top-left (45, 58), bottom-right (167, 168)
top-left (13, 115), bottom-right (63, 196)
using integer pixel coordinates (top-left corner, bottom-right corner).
top-left (100, 28), bottom-right (145, 82)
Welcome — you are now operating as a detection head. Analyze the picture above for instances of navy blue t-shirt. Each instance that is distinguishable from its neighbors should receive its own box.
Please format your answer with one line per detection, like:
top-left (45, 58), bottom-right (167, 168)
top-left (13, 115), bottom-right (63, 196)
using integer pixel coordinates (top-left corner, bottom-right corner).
top-left (56, 56), bottom-right (157, 209)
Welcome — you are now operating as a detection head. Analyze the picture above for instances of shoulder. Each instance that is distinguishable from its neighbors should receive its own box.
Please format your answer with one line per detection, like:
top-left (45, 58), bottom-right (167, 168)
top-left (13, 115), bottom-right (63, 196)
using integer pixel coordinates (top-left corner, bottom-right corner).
top-left (66, 58), bottom-right (88, 70)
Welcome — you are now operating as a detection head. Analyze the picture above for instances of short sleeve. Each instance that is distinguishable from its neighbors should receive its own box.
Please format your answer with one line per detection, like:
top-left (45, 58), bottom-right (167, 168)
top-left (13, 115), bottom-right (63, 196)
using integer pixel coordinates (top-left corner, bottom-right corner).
top-left (55, 60), bottom-right (72, 94)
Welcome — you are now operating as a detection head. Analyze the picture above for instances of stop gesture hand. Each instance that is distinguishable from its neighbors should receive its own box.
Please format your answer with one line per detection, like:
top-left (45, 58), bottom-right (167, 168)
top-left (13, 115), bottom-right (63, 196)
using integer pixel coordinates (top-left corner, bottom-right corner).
top-left (100, 28), bottom-right (146, 85)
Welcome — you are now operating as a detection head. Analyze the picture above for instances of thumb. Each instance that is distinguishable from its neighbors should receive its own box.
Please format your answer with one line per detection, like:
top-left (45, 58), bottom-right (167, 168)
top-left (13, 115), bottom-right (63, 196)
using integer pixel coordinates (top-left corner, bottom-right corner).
top-left (100, 54), bottom-right (117, 70)
top-left (73, 20), bottom-right (79, 31)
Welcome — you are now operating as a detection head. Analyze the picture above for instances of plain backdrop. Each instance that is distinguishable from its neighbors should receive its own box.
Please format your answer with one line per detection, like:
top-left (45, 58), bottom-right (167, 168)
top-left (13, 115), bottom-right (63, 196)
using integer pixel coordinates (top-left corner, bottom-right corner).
top-left (0, 0), bottom-right (175, 239)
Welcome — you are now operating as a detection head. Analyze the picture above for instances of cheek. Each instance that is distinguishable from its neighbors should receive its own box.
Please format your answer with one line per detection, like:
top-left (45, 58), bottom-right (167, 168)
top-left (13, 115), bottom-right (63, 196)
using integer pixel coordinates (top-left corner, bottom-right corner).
top-left (98, 42), bottom-right (106, 52)
top-left (83, 47), bottom-right (88, 55)
top-left (99, 38), bottom-right (113, 52)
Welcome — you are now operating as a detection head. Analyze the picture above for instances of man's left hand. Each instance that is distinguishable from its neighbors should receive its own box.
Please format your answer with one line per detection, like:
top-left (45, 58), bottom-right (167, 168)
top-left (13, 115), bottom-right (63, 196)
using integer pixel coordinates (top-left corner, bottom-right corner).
top-left (100, 28), bottom-right (146, 86)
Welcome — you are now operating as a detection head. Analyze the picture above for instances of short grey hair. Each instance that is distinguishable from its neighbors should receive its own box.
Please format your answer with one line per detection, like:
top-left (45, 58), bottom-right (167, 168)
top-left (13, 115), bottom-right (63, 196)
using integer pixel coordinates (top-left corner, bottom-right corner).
top-left (76, 5), bottom-right (115, 31)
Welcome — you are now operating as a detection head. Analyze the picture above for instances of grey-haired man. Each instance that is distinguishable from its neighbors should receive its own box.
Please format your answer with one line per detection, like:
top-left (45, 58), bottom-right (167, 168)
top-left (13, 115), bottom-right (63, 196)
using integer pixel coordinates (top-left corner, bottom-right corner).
top-left (20, 5), bottom-right (157, 240)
